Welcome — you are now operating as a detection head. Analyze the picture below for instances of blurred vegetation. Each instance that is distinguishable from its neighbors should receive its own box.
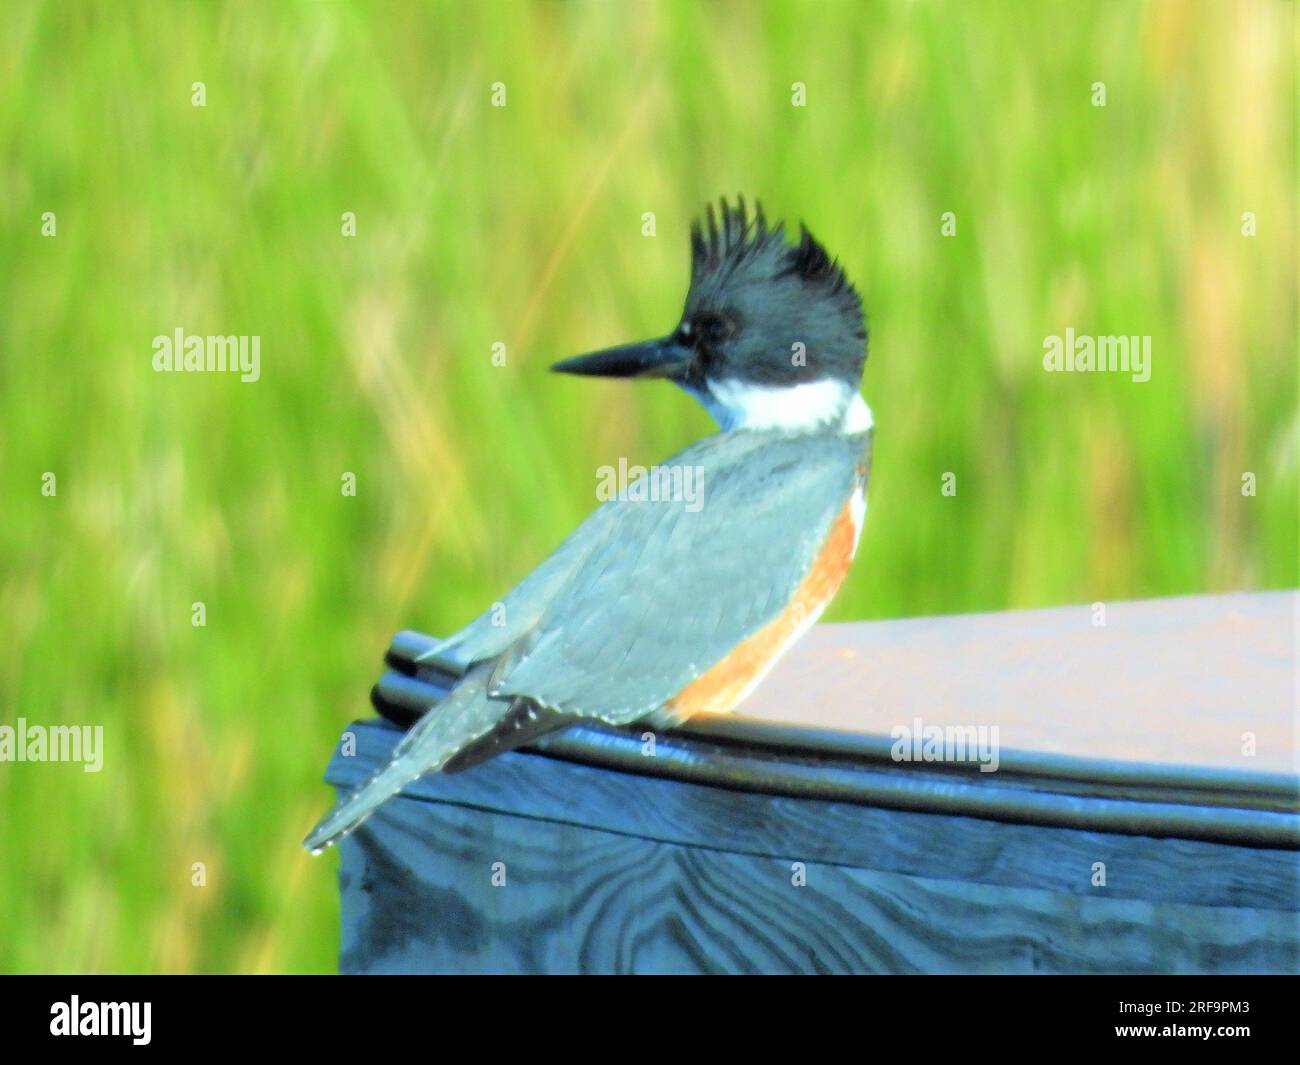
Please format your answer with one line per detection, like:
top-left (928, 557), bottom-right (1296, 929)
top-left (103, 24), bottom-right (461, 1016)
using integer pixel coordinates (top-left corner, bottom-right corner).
top-left (0, 0), bottom-right (1295, 973)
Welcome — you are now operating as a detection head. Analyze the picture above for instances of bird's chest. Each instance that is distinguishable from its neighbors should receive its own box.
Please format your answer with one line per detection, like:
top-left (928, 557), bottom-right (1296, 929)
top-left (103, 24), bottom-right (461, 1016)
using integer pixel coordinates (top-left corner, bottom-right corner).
top-left (667, 484), bottom-right (865, 717)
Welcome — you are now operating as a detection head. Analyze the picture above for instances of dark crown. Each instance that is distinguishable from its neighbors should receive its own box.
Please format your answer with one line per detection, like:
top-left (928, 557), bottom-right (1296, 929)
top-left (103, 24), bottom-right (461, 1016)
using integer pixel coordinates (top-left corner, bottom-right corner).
top-left (681, 197), bottom-right (867, 387)
top-left (690, 197), bottom-right (859, 308)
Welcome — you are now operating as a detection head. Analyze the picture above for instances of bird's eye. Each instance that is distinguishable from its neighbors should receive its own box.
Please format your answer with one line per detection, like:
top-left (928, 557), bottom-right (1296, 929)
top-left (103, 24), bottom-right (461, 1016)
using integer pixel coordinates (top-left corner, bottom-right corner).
top-left (698, 315), bottom-right (733, 344)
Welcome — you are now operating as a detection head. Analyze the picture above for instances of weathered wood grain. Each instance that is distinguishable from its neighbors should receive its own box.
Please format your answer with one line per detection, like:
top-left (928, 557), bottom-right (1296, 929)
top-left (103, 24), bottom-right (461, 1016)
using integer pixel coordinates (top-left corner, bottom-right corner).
top-left (325, 591), bottom-right (1300, 974)
top-left (329, 721), bottom-right (1299, 909)
top-left (339, 794), bottom-right (1300, 975)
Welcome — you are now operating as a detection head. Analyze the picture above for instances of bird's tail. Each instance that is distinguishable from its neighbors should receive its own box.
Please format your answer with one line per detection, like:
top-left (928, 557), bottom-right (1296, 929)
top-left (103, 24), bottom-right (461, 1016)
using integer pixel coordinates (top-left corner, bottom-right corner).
top-left (304, 662), bottom-right (510, 853)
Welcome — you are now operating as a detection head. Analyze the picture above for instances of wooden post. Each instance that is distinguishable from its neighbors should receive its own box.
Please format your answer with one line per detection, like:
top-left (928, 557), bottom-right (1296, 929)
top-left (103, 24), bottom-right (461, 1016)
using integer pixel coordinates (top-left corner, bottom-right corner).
top-left (323, 591), bottom-right (1299, 973)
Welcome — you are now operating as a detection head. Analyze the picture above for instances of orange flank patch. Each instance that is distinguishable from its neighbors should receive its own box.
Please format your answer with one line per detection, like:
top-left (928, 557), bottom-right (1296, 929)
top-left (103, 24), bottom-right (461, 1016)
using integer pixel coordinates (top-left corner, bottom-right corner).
top-left (667, 494), bottom-right (861, 717)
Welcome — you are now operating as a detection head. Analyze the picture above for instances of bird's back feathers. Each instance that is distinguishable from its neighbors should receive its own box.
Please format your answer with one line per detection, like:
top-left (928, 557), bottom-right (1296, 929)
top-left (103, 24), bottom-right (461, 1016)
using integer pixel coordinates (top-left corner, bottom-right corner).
top-left (305, 426), bottom-right (870, 850)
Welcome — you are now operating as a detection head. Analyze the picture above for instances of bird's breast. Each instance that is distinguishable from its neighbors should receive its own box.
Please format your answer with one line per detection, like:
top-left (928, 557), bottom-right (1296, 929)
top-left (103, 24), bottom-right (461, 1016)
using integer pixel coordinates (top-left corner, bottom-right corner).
top-left (666, 484), bottom-right (865, 718)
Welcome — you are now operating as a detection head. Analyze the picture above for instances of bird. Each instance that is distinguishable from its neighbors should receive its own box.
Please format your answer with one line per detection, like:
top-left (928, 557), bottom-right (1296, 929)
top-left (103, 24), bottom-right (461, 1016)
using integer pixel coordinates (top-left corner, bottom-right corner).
top-left (305, 196), bottom-right (873, 853)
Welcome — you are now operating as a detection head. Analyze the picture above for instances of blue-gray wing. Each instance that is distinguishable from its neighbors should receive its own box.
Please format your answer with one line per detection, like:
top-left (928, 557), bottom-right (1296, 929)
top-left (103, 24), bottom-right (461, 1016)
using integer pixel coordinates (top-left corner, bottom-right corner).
top-left (486, 429), bottom-right (870, 724)
top-left (423, 508), bottom-right (615, 666)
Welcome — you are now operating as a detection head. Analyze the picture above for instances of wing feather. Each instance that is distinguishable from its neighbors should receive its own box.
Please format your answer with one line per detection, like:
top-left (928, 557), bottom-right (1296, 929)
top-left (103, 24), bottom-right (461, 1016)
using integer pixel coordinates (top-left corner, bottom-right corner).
top-left (491, 429), bottom-right (869, 723)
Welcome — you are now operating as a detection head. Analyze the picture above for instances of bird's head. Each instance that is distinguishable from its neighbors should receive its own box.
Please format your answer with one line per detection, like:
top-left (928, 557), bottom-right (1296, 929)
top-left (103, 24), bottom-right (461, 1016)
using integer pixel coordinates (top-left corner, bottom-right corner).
top-left (552, 197), bottom-right (870, 433)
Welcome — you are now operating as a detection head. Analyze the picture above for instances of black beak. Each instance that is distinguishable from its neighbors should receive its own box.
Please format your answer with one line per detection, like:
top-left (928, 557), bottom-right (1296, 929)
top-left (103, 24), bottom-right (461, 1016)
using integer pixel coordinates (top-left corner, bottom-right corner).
top-left (550, 334), bottom-right (692, 380)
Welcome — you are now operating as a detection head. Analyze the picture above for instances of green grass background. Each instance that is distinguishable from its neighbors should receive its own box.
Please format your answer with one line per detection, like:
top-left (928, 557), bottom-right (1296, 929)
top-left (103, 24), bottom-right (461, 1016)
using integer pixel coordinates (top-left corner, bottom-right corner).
top-left (0, 0), bottom-right (1295, 972)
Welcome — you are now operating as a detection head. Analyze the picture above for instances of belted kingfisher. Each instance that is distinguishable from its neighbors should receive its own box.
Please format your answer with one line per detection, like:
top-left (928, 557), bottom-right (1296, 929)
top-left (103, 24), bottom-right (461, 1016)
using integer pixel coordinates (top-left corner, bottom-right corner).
top-left (306, 197), bottom-right (872, 852)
